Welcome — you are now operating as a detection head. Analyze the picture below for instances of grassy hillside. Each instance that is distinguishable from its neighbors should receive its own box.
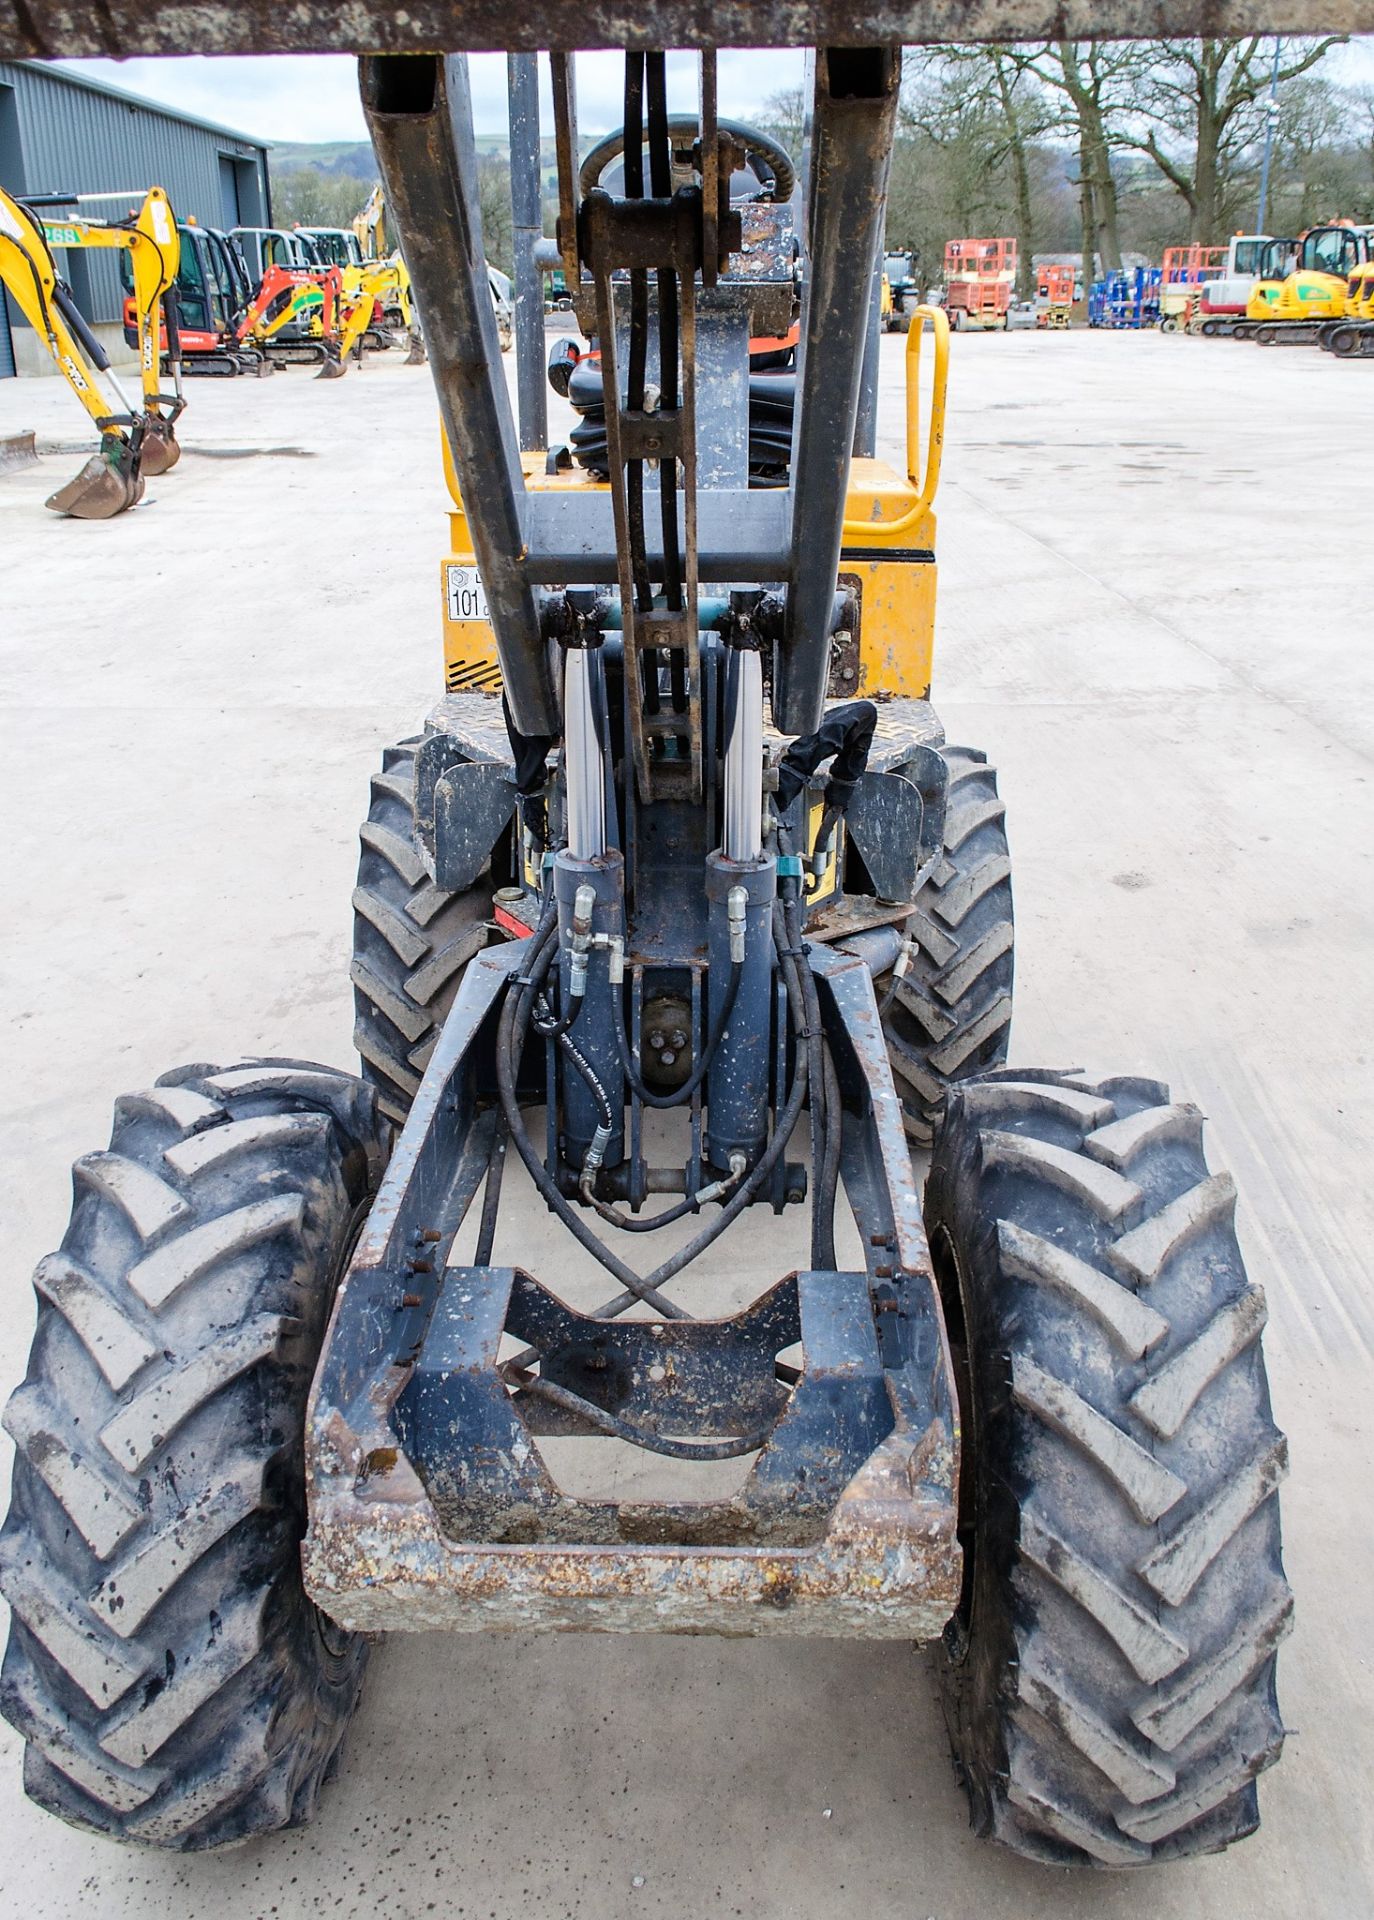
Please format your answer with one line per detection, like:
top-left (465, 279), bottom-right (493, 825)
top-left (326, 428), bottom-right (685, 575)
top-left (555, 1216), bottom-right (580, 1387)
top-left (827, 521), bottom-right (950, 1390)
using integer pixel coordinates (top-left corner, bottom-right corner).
top-left (269, 140), bottom-right (377, 178)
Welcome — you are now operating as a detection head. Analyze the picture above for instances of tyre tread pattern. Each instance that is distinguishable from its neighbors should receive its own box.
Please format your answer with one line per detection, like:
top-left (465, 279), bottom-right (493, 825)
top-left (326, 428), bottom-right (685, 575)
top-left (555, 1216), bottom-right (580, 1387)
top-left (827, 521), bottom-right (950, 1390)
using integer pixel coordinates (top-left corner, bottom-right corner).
top-left (0, 1060), bottom-right (384, 1849)
top-left (351, 740), bottom-right (489, 1123)
top-left (882, 746), bottom-right (1015, 1144)
top-left (926, 1071), bottom-right (1290, 1866)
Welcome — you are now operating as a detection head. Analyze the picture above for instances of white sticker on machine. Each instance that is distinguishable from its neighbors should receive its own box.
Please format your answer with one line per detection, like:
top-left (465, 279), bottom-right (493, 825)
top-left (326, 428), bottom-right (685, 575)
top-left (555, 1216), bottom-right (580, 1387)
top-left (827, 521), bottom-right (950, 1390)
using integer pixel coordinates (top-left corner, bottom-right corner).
top-left (445, 564), bottom-right (490, 624)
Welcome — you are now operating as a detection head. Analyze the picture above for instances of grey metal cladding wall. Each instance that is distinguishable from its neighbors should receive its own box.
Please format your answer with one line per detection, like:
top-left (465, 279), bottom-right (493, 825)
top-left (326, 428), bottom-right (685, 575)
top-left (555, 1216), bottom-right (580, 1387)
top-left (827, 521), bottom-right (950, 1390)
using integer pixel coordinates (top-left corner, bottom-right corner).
top-left (0, 61), bottom-right (267, 322)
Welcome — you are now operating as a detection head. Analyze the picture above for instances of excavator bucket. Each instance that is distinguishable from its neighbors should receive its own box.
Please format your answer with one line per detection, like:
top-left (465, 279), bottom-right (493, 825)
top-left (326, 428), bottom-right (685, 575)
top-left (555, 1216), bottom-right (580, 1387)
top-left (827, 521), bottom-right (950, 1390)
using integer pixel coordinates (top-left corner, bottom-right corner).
top-left (316, 343), bottom-right (347, 380)
top-left (138, 417), bottom-right (182, 475)
top-left (44, 435), bottom-right (144, 519)
top-left (404, 328), bottom-right (428, 365)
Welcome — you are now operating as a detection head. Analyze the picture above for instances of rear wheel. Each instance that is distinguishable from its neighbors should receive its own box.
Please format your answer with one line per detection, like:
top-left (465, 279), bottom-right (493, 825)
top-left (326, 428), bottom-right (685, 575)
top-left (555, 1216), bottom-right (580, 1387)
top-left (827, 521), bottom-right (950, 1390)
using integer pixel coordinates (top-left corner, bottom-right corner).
top-left (925, 1071), bottom-right (1290, 1866)
top-left (881, 747), bottom-right (1014, 1145)
top-left (0, 1061), bottom-right (387, 1848)
top-left (351, 739), bottom-right (491, 1124)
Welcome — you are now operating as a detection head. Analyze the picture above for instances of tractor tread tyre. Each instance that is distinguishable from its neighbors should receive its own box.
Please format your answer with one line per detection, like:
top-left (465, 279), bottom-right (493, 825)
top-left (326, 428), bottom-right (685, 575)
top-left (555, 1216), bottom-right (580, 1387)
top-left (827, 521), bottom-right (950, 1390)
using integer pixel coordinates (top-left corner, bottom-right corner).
top-left (882, 746), bottom-right (1014, 1145)
top-left (924, 1070), bottom-right (1290, 1868)
top-left (351, 739), bottom-right (490, 1124)
top-left (0, 1061), bottom-right (388, 1850)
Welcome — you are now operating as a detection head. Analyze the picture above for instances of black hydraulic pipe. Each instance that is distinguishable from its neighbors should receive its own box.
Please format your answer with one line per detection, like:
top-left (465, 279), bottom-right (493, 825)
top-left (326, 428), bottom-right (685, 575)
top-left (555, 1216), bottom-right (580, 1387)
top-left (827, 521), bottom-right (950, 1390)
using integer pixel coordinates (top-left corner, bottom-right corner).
top-left (507, 53), bottom-right (548, 453)
top-left (776, 50), bottom-right (900, 735)
top-left (359, 53), bottom-right (557, 736)
top-left (53, 282), bottom-right (112, 371)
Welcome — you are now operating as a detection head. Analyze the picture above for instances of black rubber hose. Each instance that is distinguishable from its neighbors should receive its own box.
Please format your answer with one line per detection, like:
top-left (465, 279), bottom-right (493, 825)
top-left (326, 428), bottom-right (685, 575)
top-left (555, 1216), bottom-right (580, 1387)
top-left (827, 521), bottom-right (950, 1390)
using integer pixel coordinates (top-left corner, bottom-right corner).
top-left (550, 1012), bottom-right (615, 1133)
top-left (774, 825), bottom-right (838, 1271)
top-left (503, 904), bottom-right (812, 1366)
top-left (583, 909), bottom-right (811, 1319)
top-left (495, 929), bottom-right (688, 1317)
top-left (579, 114), bottom-right (797, 204)
top-left (502, 1037), bottom-right (807, 1371)
top-left (611, 950), bottom-right (743, 1110)
top-left (473, 1111), bottom-right (508, 1267)
top-left (530, 971), bottom-right (586, 1041)
top-left (814, 1039), bottom-right (842, 1271)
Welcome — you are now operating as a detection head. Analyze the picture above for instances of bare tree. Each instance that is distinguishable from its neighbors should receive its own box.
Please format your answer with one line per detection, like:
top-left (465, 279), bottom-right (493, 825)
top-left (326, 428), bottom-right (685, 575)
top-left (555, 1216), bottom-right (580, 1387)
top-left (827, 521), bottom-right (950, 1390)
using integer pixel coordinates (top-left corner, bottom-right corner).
top-left (271, 166), bottom-right (376, 229)
top-left (1024, 41), bottom-right (1147, 272)
top-left (928, 47), bottom-right (1055, 295)
top-left (1124, 36), bottom-right (1346, 239)
top-left (477, 154), bottom-right (514, 274)
top-left (758, 84), bottom-right (809, 166)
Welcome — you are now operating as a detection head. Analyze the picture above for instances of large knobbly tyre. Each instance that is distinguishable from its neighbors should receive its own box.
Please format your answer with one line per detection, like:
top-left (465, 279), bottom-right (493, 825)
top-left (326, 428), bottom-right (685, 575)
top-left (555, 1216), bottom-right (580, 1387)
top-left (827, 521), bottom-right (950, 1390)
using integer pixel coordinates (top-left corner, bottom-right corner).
top-left (352, 739), bottom-right (490, 1124)
top-left (0, 1061), bottom-right (387, 1849)
top-left (925, 1071), bottom-right (1291, 1867)
top-left (883, 746), bottom-right (1014, 1144)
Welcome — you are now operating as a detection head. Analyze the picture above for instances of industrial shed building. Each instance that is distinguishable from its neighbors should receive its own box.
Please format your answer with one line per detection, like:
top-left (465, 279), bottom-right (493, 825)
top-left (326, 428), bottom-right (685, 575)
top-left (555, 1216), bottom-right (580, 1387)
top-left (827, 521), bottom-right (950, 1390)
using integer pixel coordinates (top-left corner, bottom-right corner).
top-left (0, 59), bottom-right (270, 375)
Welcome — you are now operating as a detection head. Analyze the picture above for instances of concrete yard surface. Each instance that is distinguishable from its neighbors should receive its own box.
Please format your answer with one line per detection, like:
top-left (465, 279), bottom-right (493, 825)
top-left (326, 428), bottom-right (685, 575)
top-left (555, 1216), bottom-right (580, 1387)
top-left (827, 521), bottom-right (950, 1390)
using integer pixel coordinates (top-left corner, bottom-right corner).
top-left (1, 327), bottom-right (1372, 1918)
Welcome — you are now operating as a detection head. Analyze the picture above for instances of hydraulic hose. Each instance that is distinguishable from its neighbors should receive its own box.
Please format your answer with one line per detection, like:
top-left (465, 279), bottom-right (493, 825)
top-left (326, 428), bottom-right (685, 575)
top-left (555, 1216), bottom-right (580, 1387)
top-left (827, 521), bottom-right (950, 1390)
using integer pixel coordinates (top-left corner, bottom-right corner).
top-left (473, 1111), bottom-right (508, 1268)
top-left (814, 1042), bottom-right (842, 1272)
top-left (501, 900), bottom-right (812, 1376)
top-left (571, 905), bottom-right (811, 1322)
top-left (775, 824), bottom-right (839, 1271)
top-left (611, 948), bottom-right (743, 1110)
top-left (495, 920), bottom-right (689, 1318)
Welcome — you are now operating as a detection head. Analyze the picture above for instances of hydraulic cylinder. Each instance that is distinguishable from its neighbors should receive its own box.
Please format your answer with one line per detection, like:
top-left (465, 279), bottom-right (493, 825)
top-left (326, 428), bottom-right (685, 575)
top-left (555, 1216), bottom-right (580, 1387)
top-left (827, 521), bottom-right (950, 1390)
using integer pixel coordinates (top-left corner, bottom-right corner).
top-left (704, 851), bottom-right (776, 1173)
top-left (553, 849), bottom-right (626, 1174)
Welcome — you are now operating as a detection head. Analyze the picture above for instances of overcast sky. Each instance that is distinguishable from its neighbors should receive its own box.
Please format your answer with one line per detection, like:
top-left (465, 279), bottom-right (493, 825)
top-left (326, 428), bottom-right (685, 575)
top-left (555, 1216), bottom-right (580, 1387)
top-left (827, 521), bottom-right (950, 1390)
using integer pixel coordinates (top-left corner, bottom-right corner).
top-left (54, 40), bottom-right (1374, 147)
top-left (53, 51), bottom-right (808, 145)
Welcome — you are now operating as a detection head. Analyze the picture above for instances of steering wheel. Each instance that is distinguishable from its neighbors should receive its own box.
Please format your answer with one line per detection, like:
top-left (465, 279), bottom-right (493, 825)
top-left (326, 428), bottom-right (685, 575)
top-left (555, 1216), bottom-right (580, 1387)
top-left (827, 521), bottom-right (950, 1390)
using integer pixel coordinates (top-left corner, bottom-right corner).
top-left (579, 115), bottom-right (797, 205)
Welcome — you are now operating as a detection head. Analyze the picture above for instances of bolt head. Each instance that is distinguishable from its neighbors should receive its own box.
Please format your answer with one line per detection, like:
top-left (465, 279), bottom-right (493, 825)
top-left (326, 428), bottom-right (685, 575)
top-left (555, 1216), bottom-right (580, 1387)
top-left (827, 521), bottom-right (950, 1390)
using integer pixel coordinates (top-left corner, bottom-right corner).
top-left (648, 1030), bottom-right (665, 1049)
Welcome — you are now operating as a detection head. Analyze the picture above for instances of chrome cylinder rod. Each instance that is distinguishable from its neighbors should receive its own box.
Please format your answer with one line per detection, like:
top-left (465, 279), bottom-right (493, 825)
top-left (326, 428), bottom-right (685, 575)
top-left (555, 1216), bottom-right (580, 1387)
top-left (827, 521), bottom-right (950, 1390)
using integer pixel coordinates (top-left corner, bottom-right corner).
top-left (723, 648), bottom-right (764, 862)
top-left (564, 647), bottom-right (608, 859)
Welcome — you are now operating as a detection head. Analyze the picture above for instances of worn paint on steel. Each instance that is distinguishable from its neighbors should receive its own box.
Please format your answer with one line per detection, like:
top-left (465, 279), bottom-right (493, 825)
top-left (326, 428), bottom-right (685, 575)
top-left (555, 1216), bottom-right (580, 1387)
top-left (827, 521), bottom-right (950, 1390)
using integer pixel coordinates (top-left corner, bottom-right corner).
top-left (3, 1), bottom-right (1371, 59)
top-left (303, 925), bottom-right (962, 1639)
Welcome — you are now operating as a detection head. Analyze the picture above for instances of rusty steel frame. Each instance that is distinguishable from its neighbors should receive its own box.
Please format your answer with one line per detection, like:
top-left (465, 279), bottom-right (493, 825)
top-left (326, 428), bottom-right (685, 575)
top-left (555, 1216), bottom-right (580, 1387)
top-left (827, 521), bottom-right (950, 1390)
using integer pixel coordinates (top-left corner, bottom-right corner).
top-left (303, 932), bottom-right (961, 1637)
top-left (3, 0), bottom-right (1370, 59)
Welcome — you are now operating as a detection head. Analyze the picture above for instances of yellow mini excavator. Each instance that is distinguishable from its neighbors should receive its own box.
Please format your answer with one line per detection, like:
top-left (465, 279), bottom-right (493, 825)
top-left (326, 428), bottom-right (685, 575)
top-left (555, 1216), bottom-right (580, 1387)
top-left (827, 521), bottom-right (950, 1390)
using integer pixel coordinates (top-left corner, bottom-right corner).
top-left (0, 185), bottom-right (185, 516)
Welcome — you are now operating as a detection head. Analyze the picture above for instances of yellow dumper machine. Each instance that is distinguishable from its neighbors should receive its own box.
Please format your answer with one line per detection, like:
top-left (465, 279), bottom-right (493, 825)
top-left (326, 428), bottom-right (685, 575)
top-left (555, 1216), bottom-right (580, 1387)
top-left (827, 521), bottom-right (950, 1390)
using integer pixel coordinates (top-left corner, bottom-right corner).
top-left (0, 0), bottom-right (1299, 1874)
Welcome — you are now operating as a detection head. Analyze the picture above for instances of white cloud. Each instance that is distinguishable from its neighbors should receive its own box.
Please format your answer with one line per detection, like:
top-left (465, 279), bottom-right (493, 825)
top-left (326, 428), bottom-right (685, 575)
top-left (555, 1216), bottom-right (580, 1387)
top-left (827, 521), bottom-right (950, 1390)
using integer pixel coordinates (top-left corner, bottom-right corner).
top-left (54, 50), bottom-right (808, 147)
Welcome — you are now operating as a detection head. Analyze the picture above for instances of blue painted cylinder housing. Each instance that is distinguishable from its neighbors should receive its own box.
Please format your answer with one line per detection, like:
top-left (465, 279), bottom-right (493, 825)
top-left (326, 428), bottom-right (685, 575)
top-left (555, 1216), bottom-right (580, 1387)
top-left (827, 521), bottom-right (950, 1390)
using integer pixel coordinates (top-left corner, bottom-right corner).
top-left (704, 850), bottom-right (777, 1173)
top-left (553, 848), bottom-right (626, 1171)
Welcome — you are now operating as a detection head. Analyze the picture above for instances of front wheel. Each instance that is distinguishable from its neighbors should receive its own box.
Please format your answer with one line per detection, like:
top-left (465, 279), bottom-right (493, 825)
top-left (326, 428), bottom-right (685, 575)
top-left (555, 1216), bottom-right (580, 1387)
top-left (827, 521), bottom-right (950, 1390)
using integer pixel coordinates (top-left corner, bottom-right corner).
top-left (0, 1061), bottom-right (387, 1848)
top-left (925, 1071), bottom-right (1290, 1866)
top-left (351, 739), bottom-right (491, 1123)
top-left (881, 746), bottom-right (1014, 1145)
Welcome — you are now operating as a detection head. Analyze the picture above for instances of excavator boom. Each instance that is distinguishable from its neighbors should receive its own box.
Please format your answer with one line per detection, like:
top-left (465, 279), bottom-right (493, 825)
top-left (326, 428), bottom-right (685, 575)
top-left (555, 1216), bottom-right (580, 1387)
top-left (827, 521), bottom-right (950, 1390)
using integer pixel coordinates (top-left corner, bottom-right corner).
top-left (0, 186), bottom-right (165, 514)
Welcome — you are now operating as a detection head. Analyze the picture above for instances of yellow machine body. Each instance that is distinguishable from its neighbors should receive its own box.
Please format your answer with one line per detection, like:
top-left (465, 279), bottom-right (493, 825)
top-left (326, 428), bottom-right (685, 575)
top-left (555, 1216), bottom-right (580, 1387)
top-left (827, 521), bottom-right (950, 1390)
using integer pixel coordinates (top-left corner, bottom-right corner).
top-left (1345, 263), bottom-right (1374, 320)
top-left (1253, 269), bottom-right (1347, 322)
top-left (1244, 277), bottom-right (1284, 317)
top-left (0, 186), bottom-right (179, 421)
top-left (440, 307), bottom-right (949, 706)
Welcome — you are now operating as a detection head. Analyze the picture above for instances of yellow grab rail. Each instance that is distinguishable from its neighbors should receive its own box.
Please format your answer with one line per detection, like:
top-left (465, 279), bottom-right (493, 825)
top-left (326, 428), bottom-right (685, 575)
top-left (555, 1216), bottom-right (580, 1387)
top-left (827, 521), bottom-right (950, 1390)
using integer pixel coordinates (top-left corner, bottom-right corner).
top-left (840, 300), bottom-right (949, 540)
top-left (905, 303), bottom-right (949, 510)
